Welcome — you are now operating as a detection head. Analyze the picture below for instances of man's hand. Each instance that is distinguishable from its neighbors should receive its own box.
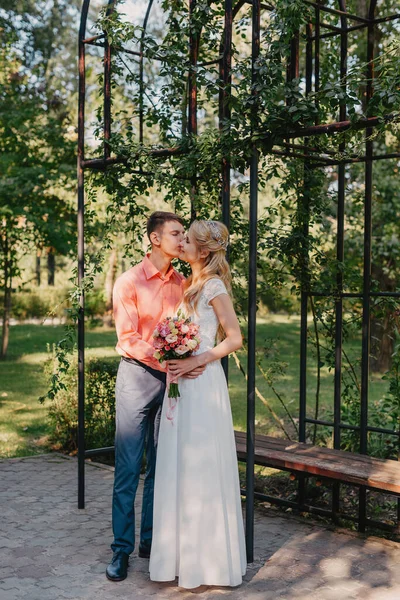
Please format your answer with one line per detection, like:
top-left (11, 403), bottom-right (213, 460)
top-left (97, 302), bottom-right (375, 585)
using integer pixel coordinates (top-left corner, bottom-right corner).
top-left (182, 365), bottom-right (206, 379)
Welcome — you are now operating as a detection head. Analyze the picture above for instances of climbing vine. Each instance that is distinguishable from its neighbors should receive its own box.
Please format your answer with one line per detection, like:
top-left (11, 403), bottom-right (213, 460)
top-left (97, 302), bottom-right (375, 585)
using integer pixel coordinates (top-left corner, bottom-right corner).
top-left (43, 0), bottom-right (400, 458)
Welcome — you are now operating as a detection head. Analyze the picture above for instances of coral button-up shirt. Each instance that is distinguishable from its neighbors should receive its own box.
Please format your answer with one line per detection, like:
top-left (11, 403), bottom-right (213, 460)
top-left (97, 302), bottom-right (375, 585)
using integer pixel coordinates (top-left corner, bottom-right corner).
top-left (113, 254), bottom-right (185, 372)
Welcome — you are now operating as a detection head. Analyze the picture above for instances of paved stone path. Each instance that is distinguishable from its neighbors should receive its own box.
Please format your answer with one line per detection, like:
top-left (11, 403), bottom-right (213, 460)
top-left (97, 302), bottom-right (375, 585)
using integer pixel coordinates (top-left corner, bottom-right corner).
top-left (1, 454), bottom-right (400, 600)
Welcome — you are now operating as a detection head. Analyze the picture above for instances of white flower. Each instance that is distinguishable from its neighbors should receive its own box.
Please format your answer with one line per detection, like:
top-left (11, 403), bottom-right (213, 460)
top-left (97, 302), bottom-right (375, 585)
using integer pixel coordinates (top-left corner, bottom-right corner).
top-left (187, 339), bottom-right (198, 350)
top-left (153, 329), bottom-right (160, 337)
top-left (153, 351), bottom-right (161, 360)
top-left (165, 334), bottom-right (178, 343)
top-left (180, 324), bottom-right (189, 334)
top-left (175, 345), bottom-right (189, 355)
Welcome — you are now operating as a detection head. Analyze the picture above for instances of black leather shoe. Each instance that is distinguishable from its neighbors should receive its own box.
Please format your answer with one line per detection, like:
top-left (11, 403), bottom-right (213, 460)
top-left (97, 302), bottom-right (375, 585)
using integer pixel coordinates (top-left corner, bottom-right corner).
top-left (138, 544), bottom-right (151, 559)
top-left (106, 551), bottom-right (129, 581)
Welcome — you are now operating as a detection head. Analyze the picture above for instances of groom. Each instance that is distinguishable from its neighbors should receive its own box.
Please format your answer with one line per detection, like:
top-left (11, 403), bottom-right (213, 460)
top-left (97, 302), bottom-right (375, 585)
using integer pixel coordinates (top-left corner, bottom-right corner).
top-left (106, 211), bottom-right (204, 582)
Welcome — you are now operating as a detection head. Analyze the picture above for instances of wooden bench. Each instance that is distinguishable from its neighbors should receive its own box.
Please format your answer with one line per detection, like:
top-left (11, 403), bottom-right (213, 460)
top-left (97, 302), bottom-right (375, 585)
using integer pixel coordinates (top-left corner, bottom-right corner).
top-left (234, 431), bottom-right (400, 530)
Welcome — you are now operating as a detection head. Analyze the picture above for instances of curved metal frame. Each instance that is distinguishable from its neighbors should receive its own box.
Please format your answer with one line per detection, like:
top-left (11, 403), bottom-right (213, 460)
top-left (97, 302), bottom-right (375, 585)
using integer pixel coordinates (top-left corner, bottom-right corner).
top-left (78, 0), bottom-right (400, 559)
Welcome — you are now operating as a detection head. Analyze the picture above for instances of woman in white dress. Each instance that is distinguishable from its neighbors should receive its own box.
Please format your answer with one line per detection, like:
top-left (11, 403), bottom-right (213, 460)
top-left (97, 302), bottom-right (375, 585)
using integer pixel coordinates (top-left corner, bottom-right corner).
top-left (149, 220), bottom-right (246, 590)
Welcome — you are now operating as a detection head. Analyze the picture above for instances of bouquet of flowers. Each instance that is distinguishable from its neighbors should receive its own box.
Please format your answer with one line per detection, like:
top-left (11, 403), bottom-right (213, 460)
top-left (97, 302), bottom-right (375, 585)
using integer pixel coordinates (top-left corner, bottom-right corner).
top-left (152, 310), bottom-right (201, 401)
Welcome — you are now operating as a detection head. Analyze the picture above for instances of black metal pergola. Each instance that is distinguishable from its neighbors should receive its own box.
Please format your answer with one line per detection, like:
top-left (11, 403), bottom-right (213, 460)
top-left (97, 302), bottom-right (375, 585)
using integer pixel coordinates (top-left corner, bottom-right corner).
top-left (77, 0), bottom-right (400, 561)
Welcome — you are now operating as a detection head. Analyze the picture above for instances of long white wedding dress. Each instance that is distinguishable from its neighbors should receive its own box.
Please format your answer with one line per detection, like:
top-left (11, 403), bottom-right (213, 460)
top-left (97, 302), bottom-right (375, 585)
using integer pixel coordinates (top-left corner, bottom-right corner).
top-left (149, 278), bottom-right (246, 589)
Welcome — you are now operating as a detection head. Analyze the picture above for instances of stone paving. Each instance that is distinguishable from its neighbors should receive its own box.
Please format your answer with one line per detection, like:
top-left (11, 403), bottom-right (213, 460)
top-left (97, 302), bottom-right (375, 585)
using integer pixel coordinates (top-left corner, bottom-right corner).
top-left (1, 454), bottom-right (400, 600)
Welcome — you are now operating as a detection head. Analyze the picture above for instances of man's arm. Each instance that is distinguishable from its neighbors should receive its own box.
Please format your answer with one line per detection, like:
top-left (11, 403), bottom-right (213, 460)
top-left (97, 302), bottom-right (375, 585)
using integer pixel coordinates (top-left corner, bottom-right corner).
top-left (113, 278), bottom-right (159, 368)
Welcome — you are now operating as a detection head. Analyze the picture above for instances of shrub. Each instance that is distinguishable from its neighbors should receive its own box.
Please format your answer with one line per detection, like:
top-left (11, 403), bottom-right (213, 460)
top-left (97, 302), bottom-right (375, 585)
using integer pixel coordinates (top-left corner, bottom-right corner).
top-left (4, 286), bottom-right (107, 322)
top-left (9, 287), bottom-right (71, 320)
top-left (44, 354), bottom-right (118, 453)
top-left (85, 289), bottom-right (108, 319)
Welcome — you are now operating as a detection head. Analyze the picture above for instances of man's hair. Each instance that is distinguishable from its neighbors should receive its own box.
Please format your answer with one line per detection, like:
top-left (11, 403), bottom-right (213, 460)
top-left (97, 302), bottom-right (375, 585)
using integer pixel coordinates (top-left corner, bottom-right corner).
top-left (146, 211), bottom-right (184, 240)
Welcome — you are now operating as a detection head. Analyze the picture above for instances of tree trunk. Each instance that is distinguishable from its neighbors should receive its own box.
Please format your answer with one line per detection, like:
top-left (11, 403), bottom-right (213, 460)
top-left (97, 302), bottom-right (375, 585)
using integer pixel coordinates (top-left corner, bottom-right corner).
top-left (1, 239), bottom-right (12, 359)
top-left (1, 282), bottom-right (11, 359)
top-left (36, 249), bottom-right (41, 286)
top-left (47, 248), bottom-right (55, 286)
top-left (370, 265), bottom-right (395, 373)
top-left (370, 312), bottom-right (395, 373)
top-left (105, 249), bottom-right (118, 312)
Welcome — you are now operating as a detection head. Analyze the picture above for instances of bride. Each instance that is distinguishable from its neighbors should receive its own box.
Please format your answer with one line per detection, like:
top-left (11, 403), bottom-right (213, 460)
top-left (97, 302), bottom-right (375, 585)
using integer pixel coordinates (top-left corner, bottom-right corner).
top-left (149, 220), bottom-right (246, 589)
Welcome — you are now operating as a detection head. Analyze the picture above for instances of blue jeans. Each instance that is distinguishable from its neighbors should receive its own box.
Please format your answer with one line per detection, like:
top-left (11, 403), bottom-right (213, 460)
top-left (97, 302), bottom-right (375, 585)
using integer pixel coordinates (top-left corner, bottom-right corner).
top-left (111, 358), bottom-right (166, 555)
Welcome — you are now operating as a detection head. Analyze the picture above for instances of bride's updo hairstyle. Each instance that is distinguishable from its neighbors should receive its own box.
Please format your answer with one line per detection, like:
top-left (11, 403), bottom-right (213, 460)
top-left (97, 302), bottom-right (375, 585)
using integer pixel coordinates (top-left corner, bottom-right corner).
top-left (183, 220), bottom-right (231, 315)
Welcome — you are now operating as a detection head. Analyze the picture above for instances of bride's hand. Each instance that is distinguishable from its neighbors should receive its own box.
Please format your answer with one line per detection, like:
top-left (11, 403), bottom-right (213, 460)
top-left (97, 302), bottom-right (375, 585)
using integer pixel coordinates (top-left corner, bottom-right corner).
top-left (167, 356), bottom-right (202, 381)
top-left (183, 365), bottom-right (206, 379)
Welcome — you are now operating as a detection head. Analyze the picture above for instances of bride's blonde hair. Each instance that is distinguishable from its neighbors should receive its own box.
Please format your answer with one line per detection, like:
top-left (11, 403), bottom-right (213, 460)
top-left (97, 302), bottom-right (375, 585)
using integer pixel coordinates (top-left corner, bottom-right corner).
top-left (183, 221), bottom-right (232, 329)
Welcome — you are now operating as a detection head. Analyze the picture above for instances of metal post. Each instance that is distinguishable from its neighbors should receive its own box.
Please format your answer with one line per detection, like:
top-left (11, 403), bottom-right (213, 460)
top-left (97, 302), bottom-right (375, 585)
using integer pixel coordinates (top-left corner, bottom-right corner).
top-left (359, 0), bottom-right (377, 532)
top-left (298, 21), bottom-right (313, 511)
top-left (220, 0), bottom-right (232, 380)
top-left (314, 2), bottom-right (320, 123)
top-left (246, 149), bottom-right (258, 563)
top-left (77, 0), bottom-right (91, 510)
top-left (103, 1), bottom-right (115, 159)
top-left (332, 0), bottom-right (348, 521)
top-left (246, 0), bottom-right (260, 564)
top-left (188, 0), bottom-right (198, 222)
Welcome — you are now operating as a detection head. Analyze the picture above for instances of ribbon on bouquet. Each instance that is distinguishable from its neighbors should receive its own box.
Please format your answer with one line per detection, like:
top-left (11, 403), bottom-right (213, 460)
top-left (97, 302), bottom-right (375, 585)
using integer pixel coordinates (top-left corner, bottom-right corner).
top-left (165, 370), bottom-right (180, 424)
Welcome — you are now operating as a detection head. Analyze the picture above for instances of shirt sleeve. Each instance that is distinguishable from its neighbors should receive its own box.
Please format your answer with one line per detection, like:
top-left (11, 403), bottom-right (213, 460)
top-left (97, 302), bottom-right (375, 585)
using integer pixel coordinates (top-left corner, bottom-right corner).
top-left (203, 278), bottom-right (229, 305)
top-left (113, 277), bottom-right (159, 367)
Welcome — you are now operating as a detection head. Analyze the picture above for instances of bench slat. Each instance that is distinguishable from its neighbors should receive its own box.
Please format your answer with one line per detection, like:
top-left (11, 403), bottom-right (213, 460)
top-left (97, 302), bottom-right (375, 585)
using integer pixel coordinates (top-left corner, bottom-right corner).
top-left (237, 434), bottom-right (400, 474)
top-left (234, 431), bottom-right (400, 495)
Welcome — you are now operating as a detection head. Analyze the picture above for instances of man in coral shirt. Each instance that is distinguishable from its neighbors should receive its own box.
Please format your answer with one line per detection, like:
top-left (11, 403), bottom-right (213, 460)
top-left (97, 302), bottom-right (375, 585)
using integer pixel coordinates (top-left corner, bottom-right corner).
top-left (106, 211), bottom-right (204, 582)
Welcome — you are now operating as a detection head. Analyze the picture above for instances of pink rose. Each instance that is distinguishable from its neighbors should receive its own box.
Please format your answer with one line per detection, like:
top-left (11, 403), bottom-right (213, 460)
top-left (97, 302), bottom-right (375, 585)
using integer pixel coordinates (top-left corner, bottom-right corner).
top-left (159, 325), bottom-right (171, 337)
top-left (188, 323), bottom-right (199, 336)
top-left (175, 345), bottom-right (189, 356)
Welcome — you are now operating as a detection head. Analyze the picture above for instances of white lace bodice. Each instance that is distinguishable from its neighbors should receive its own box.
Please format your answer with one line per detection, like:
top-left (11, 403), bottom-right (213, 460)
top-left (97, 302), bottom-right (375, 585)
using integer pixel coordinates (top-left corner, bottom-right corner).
top-left (187, 278), bottom-right (228, 355)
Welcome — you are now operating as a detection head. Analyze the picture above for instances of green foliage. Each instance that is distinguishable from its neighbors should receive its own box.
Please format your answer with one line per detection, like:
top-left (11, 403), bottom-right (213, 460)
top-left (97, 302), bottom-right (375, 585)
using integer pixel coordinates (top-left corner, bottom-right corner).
top-left (1, 286), bottom-right (107, 322)
top-left (0, 11), bottom-right (77, 356)
top-left (38, 0), bottom-right (400, 461)
top-left (341, 340), bottom-right (400, 459)
top-left (0, 20), bottom-right (76, 252)
top-left (44, 354), bottom-right (117, 453)
top-left (7, 288), bottom-right (70, 321)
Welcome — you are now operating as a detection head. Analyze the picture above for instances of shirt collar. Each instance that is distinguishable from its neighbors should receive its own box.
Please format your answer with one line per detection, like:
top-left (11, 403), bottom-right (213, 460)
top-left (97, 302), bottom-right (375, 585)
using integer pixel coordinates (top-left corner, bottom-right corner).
top-left (142, 254), bottom-right (179, 282)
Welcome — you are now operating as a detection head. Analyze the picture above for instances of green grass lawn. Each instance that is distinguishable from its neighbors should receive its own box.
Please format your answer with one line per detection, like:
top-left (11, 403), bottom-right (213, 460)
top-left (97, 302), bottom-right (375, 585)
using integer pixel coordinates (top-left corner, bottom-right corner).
top-left (230, 315), bottom-right (389, 438)
top-left (0, 318), bottom-right (390, 458)
top-left (0, 324), bottom-right (117, 458)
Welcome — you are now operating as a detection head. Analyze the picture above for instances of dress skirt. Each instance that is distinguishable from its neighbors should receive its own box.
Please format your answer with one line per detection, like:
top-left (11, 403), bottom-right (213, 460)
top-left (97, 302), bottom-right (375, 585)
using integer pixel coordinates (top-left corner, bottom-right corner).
top-left (149, 360), bottom-right (247, 589)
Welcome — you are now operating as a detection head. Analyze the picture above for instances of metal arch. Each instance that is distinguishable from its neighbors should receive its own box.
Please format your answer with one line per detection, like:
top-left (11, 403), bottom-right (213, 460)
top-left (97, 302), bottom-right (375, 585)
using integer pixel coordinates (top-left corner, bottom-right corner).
top-left (330, 0), bottom-right (348, 522)
top-left (77, 0), bottom-right (120, 509)
top-left (369, 0), bottom-right (378, 19)
top-left (139, 0), bottom-right (155, 144)
top-left (104, 0), bottom-right (116, 159)
top-left (76, 0), bottom-right (400, 548)
top-left (78, 0), bottom-right (90, 41)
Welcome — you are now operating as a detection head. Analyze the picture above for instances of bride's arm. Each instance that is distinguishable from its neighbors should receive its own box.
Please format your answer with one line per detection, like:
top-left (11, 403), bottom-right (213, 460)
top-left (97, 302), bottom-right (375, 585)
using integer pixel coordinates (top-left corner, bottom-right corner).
top-left (199, 294), bottom-right (243, 363)
top-left (167, 294), bottom-right (242, 379)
